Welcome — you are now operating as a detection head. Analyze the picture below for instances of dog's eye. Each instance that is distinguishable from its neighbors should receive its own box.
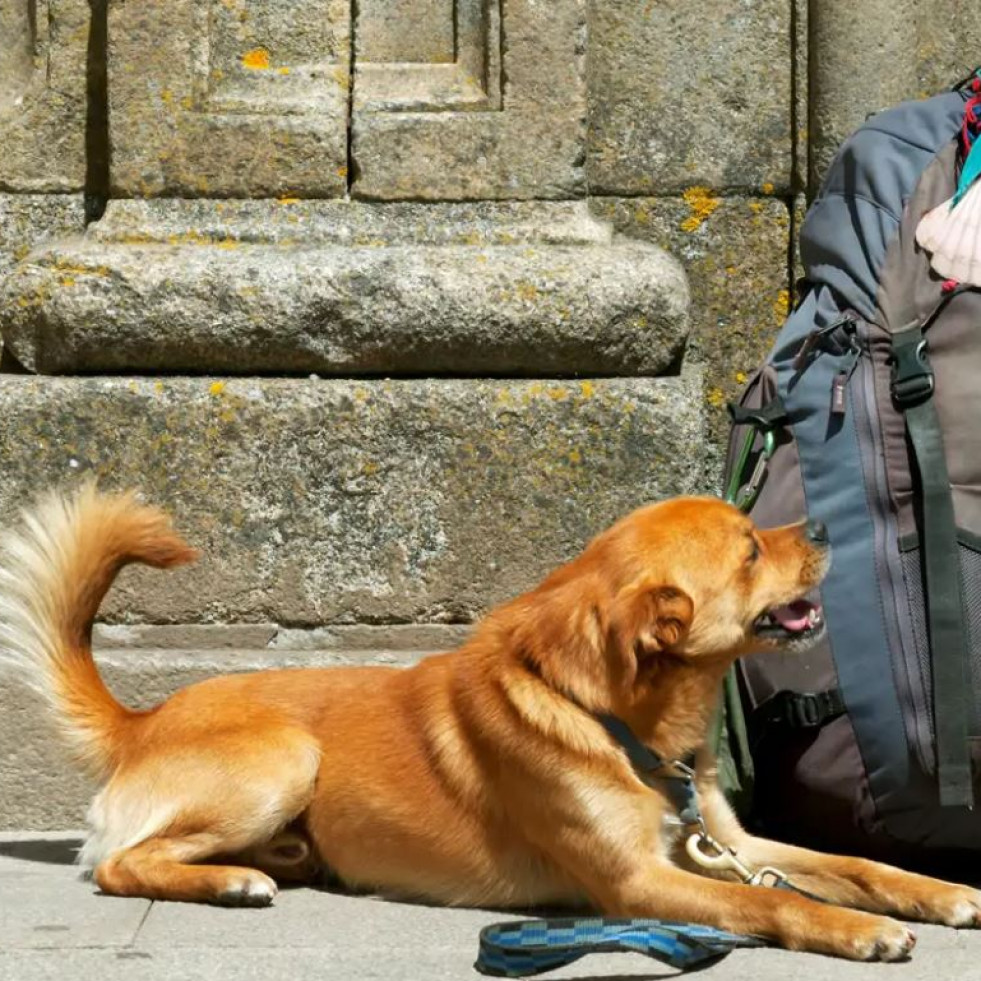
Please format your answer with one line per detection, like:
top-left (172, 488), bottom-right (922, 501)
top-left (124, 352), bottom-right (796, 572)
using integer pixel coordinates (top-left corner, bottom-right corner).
top-left (747, 539), bottom-right (760, 564)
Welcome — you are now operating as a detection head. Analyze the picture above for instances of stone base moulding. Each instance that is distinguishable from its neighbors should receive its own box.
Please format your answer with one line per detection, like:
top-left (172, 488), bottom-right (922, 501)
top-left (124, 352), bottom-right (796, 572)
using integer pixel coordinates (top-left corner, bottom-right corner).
top-left (0, 200), bottom-right (690, 376)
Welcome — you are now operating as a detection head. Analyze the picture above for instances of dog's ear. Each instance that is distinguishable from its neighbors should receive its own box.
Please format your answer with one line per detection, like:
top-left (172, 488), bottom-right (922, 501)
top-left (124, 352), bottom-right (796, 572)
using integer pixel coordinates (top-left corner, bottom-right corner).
top-left (609, 580), bottom-right (694, 688)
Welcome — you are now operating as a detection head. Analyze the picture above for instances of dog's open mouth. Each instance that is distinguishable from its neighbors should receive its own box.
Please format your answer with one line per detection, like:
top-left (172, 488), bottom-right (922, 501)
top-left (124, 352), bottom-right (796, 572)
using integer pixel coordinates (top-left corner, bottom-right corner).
top-left (753, 599), bottom-right (823, 640)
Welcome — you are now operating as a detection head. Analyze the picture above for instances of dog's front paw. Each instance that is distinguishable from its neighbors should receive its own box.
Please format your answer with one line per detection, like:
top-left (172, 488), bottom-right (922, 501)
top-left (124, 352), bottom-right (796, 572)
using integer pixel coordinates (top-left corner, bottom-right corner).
top-left (843, 915), bottom-right (917, 962)
top-left (799, 910), bottom-right (916, 961)
top-left (918, 885), bottom-right (981, 928)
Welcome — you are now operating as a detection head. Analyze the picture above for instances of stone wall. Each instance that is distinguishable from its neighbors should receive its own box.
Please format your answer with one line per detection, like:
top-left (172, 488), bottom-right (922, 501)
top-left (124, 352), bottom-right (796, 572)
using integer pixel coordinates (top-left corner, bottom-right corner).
top-left (0, 0), bottom-right (978, 826)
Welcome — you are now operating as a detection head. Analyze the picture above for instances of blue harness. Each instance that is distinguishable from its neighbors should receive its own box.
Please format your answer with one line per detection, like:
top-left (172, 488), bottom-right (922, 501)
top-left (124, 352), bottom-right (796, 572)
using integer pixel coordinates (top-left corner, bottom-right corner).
top-left (473, 710), bottom-right (801, 977)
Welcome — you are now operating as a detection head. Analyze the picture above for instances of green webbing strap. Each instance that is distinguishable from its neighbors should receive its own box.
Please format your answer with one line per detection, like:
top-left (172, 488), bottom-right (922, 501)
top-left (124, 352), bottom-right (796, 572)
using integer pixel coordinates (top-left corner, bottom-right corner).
top-left (716, 403), bottom-right (784, 814)
top-left (710, 667), bottom-right (755, 817)
top-left (891, 326), bottom-right (974, 808)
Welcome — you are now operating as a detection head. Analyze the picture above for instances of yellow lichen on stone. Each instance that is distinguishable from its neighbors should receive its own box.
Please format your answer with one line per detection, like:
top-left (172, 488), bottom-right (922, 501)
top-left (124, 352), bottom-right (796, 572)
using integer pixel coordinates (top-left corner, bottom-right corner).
top-left (707, 387), bottom-right (726, 408)
top-left (568, 448), bottom-right (582, 465)
top-left (242, 48), bottom-right (271, 71)
top-left (209, 381), bottom-right (226, 396)
top-left (51, 259), bottom-right (110, 277)
top-left (735, 371), bottom-right (747, 384)
top-left (772, 289), bottom-right (790, 323)
top-left (680, 187), bottom-right (720, 232)
top-left (277, 196), bottom-right (300, 205)
top-left (579, 381), bottom-right (595, 399)
top-left (761, 182), bottom-right (775, 194)
top-left (516, 281), bottom-right (539, 303)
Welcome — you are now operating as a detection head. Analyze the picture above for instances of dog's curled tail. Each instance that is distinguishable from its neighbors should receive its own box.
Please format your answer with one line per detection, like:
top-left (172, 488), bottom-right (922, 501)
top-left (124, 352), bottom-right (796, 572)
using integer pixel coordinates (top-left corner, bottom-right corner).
top-left (0, 483), bottom-right (198, 777)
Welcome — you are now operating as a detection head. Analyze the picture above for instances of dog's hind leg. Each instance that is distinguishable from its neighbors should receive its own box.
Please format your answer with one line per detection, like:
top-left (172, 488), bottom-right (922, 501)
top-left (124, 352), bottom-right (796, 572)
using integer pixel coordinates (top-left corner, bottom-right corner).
top-left (88, 723), bottom-right (321, 906)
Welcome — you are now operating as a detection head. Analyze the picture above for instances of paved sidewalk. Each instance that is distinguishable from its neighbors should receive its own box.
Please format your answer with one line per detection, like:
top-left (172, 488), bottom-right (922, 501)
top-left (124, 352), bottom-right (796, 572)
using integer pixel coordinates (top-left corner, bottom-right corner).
top-left (1, 833), bottom-right (979, 981)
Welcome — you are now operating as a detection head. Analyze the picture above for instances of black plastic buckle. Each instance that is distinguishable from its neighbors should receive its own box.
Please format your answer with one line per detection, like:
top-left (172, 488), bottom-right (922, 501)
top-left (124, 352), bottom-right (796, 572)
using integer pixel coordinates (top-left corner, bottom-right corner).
top-left (727, 396), bottom-right (788, 429)
top-left (767, 690), bottom-right (843, 729)
top-left (890, 337), bottom-right (935, 407)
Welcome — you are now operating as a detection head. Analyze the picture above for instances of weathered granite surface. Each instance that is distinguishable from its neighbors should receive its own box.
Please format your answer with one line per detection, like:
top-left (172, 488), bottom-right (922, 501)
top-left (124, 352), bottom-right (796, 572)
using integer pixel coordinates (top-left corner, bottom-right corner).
top-left (587, 0), bottom-right (792, 195)
top-left (0, 193), bottom-right (85, 287)
top-left (592, 196), bottom-right (790, 443)
top-left (0, 0), bottom-right (89, 192)
top-left (107, 0), bottom-right (351, 197)
top-left (0, 373), bottom-right (709, 625)
top-left (351, 0), bottom-right (584, 199)
top-left (808, 0), bottom-right (981, 190)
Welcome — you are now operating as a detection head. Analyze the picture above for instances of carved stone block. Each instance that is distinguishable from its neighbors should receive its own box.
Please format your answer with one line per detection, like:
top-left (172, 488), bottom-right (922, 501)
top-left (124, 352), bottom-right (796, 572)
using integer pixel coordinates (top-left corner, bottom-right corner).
top-left (351, 0), bottom-right (585, 199)
top-left (587, 0), bottom-right (792, 195)
top-left (108, 0), bottom-right (351, 197)
top-left (0, 0), bottom-right (89, 191)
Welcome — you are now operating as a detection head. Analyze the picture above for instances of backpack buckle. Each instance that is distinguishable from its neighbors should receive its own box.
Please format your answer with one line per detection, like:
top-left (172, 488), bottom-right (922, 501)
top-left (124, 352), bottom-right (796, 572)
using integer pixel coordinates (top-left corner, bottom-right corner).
top-left (766, 689), bottom-right (845, 729)
top-left (890, 335), bottom-right (935, 407)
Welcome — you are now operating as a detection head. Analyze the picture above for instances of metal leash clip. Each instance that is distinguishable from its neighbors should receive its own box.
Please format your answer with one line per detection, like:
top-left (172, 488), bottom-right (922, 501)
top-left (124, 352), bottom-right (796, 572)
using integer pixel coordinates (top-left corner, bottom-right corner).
top-left (685, 832), bottom-right (789, 888)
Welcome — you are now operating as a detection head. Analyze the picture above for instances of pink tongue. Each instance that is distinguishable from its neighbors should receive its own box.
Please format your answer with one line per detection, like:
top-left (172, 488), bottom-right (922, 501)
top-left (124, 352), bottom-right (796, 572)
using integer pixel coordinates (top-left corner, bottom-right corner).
top-left (771, 600), bottom-right (815, 632)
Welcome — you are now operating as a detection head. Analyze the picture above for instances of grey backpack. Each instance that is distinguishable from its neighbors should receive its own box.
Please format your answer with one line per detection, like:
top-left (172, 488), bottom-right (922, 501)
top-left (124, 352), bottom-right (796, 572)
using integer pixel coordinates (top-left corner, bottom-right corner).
top-left (722, 71), bottom-right (981, 864)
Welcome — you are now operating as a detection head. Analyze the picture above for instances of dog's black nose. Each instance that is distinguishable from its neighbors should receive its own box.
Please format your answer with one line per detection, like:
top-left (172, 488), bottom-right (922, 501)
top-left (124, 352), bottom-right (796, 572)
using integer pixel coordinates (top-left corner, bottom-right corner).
top-left (805, 519), bottom-right (829, 545)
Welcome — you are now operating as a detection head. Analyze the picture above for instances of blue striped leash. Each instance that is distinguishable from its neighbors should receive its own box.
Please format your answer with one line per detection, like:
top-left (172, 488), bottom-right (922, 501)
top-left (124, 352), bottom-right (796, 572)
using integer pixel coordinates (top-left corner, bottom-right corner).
top-left (475, 916), bottom-right (765, 976)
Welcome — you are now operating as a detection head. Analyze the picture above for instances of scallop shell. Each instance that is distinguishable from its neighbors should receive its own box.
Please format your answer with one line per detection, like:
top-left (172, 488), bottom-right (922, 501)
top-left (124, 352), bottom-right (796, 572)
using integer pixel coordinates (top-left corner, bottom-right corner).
top-left (916, 177), bottom-right (981, 285)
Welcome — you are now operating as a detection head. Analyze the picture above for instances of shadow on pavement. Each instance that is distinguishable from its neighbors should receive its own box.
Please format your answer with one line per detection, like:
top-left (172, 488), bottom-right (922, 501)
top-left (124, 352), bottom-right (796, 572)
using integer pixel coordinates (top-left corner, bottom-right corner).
top-left (0, 837), bottom-right (83, 865)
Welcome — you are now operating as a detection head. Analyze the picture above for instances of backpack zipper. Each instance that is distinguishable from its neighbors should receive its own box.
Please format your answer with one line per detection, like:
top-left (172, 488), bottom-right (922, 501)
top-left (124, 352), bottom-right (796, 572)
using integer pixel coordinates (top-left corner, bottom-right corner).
top-left (850, 316), bottom-right (936, 776)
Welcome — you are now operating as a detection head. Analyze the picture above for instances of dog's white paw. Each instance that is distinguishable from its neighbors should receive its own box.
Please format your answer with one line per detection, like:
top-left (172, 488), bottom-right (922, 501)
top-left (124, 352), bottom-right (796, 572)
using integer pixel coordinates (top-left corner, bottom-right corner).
top-left (862, 920), bottom-right (917, 961)
top-left (216, 871), bottom-right (278, 908)
top-left (829, 915), bottom-right (916, 962)
top-left (936, 888), bottom-right (981, 928)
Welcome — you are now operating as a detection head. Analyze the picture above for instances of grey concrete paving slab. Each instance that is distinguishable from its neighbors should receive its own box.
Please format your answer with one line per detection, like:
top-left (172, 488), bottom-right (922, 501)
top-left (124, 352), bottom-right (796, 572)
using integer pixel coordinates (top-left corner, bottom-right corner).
top-left (0, 835), bottom-right (979, 980)
top-left (0, 874), bottom-right (149, 950)
top-left (1, 926), bottom-right (980, 981)
top-left (136, 886), bottom-right (497, 951)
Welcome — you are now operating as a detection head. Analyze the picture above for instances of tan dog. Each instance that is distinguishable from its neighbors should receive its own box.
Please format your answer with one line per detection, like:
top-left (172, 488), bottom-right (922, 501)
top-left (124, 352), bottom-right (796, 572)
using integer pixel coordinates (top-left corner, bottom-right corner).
top-left (1, 486), bottom-right (979, 962)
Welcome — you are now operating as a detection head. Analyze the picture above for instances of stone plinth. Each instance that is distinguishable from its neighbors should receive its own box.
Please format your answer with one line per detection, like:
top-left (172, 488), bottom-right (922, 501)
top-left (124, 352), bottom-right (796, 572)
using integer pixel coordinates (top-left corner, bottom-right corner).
top-left (0, 201), bottom-right (689, 376)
